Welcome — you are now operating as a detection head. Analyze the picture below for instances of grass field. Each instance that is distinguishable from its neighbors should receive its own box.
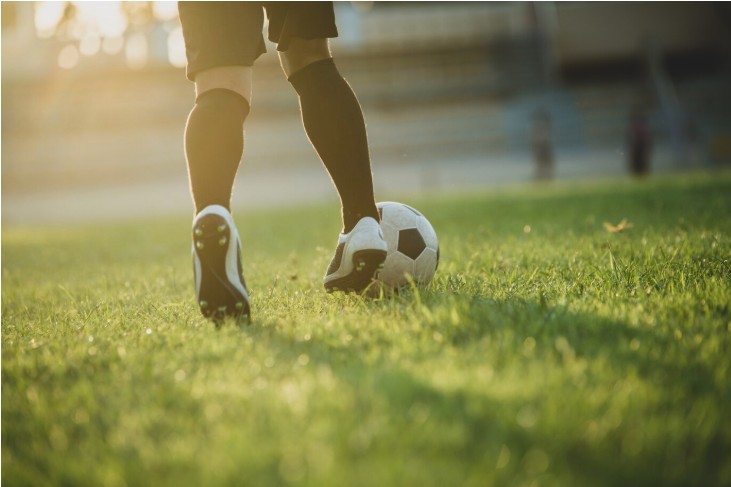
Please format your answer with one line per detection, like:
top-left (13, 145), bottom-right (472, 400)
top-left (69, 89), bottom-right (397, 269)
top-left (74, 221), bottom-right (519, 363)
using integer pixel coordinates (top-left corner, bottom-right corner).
top-left (2, 171), bottom-right (730, 486)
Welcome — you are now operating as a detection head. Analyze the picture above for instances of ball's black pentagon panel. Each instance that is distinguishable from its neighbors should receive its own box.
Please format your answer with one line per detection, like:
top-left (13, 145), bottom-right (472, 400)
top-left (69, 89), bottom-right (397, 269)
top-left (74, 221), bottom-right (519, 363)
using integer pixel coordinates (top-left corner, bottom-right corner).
top-left (397, 228), bottom-right (426, 259)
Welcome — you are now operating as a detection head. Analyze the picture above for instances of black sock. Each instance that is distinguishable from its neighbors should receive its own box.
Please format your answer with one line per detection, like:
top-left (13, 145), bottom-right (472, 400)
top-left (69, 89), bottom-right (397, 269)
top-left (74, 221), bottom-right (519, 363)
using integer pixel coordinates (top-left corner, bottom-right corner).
top-left (184, 88), bottom-right (250, 214)
top-left (289, 58), bottom-right (379, 233)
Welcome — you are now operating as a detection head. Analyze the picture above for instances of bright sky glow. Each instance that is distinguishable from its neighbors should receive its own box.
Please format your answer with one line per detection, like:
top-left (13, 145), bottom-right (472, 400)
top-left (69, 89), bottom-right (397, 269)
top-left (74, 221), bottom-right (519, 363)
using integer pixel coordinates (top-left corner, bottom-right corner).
top-left (58, 43), bottom-right (80, 69)
top-left (73, 1), bottom-right (127, 38)
top-left (34, 2), bottom-right (66, 38)
top-left (167, 26), bottom-right (187, 69)
top-left (153, 2), bottom-right (179, 22)
top-left (102, 35), bottom-right (125, 55)
top-left (79, 32), bottom-right (101, 56)
top-left (125, 31), bottom-right (148, 70)
top-left (34, 1), bottom-right (183, 69)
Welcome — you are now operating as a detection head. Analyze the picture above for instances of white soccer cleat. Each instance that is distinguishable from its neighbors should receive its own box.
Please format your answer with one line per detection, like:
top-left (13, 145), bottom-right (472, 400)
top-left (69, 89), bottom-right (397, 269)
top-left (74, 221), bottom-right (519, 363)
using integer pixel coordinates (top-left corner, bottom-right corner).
top-left (192, 205), bottom-right (251, 322)
top-left (323, 216), bottom-right (388, 293)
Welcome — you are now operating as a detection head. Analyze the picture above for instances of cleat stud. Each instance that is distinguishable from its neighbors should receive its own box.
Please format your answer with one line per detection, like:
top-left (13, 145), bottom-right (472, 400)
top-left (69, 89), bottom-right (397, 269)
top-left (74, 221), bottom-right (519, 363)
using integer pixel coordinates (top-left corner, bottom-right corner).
top-left (219, 237), bottom-right (228, 246)
top-left (194, 228), bottom-right (203, 237)
top-left (196, 241), bottom-right (205, 250)
top-left (200, 300), bottom-right (208, 309)
top-left (235, 302), bottom-right (243, 310)
top-left (217, 306), bottom-right (227, 313)
top-left (217, 224), bottom-right (227, 233)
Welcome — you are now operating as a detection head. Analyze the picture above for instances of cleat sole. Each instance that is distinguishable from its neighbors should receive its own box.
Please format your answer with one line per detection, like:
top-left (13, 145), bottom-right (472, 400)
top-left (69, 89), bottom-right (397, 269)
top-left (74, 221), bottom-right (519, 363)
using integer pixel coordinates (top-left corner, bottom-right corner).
top-left (193, 214), bottom-right (251, 322)
top-left (325, 249), bottom-right (387, 294)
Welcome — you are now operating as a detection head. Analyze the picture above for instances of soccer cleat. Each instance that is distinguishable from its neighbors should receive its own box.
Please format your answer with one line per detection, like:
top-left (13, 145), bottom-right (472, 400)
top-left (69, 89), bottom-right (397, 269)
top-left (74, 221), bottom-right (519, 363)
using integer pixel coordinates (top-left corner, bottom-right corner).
top-left (192, 205), bottom-right (251, 322)
top-left (324, 216), bottom-right (388, 293)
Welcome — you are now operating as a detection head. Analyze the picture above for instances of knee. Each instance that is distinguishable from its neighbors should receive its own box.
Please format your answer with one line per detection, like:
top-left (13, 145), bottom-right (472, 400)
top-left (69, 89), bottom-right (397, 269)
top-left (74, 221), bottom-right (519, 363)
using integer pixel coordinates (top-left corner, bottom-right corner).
top-left (194, 66), bottom-right (253, 105)
top-left (280, 38), bottom-right (332, 79)
top-left (192, 89), bottom-right (250, 121)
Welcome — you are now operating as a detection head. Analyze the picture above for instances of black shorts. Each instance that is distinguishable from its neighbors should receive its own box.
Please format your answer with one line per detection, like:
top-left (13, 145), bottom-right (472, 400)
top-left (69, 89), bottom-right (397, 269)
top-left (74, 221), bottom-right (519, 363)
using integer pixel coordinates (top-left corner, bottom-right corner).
top-left (178, 1), bottom-right (338, 80)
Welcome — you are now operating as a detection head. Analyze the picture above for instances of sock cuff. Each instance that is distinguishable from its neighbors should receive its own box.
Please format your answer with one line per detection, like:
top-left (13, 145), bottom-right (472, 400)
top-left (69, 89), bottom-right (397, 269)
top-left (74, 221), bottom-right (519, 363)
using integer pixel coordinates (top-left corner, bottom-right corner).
top-left (287, 57), bottom-right (337, 93)
top-left (195, 88), bottom-right (251, 117)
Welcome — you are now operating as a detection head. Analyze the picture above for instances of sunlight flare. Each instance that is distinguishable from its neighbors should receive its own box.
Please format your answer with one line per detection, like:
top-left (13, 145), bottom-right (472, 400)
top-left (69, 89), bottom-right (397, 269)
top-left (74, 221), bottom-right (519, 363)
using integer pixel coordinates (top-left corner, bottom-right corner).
top-left (125, 31), bottom-right (148, 70)
top-left (58, 43), bottom-right (80, 69)
top-left (34, 1), bottom-right (66, 38)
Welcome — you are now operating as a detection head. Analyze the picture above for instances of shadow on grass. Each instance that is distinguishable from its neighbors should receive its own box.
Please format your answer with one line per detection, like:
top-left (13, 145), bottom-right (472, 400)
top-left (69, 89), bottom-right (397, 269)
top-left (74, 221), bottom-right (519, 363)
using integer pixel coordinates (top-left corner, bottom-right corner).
top-left (242, 290), bottom-right (728, 487)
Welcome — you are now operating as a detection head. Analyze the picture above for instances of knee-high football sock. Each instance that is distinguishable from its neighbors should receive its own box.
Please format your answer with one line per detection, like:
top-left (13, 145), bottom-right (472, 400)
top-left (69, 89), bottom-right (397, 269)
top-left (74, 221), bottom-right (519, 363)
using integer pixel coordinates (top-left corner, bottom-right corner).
top-left (289, 58), bottom-right (379, 233)
top-left (184, 88), bottom-right (250, 214)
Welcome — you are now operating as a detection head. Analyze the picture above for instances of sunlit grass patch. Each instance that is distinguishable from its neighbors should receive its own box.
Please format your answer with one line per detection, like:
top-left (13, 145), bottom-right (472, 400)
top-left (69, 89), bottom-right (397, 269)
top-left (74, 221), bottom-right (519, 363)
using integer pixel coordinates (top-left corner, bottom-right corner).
top-left (3, 171), bottom-right (730, 486)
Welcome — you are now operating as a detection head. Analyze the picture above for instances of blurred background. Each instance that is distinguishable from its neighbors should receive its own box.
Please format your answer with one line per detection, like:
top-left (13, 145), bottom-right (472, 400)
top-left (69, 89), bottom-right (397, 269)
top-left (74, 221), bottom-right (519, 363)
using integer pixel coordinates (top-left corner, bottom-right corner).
top-left (3, 1), bottom-right (731, 226)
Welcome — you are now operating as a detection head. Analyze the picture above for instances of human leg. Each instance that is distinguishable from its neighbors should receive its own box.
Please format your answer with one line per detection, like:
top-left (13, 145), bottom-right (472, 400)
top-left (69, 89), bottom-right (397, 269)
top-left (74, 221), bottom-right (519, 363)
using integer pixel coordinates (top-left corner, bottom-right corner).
top-left (184, 79), bottom-right (250, 215)
top-left (179, 1), bottom-right (262, 214)
top-left (279, 37), bottom-right (386, 292)
top-left (263, 1), bottom-right (385, 292)
top-left (283, 38), bottom-right (380, 234)
top-left (178, 2), bottom-right (265, 319)
top-left (185, 69), bottom-right (252, 320)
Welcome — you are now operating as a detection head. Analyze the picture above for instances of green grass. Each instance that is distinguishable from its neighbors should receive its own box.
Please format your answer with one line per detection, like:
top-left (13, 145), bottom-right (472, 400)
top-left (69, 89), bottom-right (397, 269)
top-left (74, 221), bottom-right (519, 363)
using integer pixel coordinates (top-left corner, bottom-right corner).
top-left (3, 171), bottom-right (731, 487)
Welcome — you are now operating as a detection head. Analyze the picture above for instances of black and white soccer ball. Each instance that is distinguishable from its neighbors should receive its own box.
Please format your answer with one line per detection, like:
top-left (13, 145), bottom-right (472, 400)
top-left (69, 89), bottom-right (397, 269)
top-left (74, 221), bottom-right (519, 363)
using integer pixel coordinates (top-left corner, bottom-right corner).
top-left (376, 201), bottom-right (439, 288)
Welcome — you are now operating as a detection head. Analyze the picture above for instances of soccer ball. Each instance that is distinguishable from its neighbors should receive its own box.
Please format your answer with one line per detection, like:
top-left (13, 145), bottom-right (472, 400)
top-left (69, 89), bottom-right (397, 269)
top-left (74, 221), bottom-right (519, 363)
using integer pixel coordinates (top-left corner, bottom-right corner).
top-left (376, 201), bottom-right (439, 288)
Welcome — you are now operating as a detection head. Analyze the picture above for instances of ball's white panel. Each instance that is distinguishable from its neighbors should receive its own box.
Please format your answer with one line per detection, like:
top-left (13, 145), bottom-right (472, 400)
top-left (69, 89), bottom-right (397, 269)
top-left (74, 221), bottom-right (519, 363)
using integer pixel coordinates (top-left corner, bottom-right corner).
top-left (380, 221), bottom-right (400, 253)
top-left (414, 248), bottom-right (438, 282)
top-left (378, 251), bottom-right (415, 287)
top-left (380, 202), bottom-right (418, 230)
